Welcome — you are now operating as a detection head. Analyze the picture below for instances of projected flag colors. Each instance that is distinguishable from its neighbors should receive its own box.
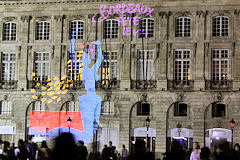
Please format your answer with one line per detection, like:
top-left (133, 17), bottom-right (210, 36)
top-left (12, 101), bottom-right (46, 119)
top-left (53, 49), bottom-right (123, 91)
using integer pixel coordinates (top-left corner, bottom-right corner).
top-left (29, 111), bottom-right (83, 133)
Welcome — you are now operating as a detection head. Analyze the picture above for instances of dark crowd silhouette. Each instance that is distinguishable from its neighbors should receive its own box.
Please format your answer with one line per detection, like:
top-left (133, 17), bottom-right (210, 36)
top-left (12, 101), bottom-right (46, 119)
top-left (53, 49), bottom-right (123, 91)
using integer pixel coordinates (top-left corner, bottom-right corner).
top-left (0, 133), bottom-right (240, 160)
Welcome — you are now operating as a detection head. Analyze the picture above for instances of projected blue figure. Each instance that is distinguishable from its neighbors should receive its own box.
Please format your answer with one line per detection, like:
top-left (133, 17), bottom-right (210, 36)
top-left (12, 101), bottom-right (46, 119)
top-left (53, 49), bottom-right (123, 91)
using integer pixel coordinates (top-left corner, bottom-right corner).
top-left (69, 27), bottom-right (103, 143)
top-left (79, 40), bottom-right (103, 144)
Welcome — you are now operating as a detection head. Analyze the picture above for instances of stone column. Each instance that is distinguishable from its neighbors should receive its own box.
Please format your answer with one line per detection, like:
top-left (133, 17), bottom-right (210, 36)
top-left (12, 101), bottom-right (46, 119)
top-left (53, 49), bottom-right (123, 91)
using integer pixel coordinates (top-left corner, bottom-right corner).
top-left (233, 10), bottom-right (240, 90)
top-left (157, 12), bottom-right (169, 90)
top-left (194, 11), bottom-right (207, 91)
top-left (53, 15), bottom-right (64, 79)
top-left (18, 16), bottom-right (31, 90)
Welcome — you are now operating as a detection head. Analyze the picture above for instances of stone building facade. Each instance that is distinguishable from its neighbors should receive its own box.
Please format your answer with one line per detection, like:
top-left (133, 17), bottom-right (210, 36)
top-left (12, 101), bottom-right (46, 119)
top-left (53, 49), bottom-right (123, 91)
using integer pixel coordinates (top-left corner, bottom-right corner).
top-left (0, 0), bottom-right (240, 159)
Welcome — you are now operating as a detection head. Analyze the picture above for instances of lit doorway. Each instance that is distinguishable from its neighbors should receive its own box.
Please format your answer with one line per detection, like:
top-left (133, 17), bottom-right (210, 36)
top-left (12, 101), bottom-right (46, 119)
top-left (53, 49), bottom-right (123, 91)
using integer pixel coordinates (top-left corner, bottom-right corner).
top-left (167, 128), bottom-right (193, 150)
top-left (130, 127), bottom-right (156, 154)
top-left (205, 128), bottom-right (231, 148)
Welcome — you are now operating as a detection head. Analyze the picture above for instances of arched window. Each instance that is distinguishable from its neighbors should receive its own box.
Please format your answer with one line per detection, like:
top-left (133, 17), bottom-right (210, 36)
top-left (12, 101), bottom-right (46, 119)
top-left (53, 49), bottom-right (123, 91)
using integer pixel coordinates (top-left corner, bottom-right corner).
top-left (139, 18), bottom-right (154, 38)
top-left (36, 21), bottom-right (50, 40)
top-left (3, 22), bottom-right (16, 41)
top-left (175, 17), bottom-right (191, 37)
top-left (0, 101), bottom-right (12, 115)
top-left (103, 19), bottom-right (118, 39)
top-left (69, 20), bottom-right (84, 39)
top-left (101, 101), bottom-right (115, 115)
top-left (137, 101), bottom-right (150, 116)
top-left (174, 102), bottom-right (187, 116)
top-left (212, 16), bottom-right (229, 37)
top-left (212, 102), bottom-right (225, 117)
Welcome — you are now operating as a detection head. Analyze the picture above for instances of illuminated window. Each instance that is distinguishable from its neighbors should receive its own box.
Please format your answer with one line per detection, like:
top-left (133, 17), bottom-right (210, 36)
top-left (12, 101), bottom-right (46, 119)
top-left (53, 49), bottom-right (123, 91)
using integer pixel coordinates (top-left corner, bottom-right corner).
top-left (3, 22), bottom-right (16, 41)
top-left (137, 102), bottom-right (150, 116)
top-left (69, 20), bottom-right (84, 39)
top-left (174, 102), bottom-right (187, 116)
top-left (67, 51), bottom-right (83, 81)
top-left (1, 53), bottom-right (16, 82)
top-left (139, 18), bottom-right (154, 38)
top-left (175, 17), bottom-right (191, 37)
top-left (212, 16), bottom-right (228, 37)
top-left (137, 50), bottom-right (154, 80)
top-left (104, 19), bottom-right (118, 39)
top-left (174, 50), bottom-right (190, 81)
top-left (36, 21), bottom-right (50, 40)
top-left (34, 52), bottom-right (49, 82)
top-left (0, 101), bottom-right (11, 115)
top-left (101, 101), bottom-right (114, 115)
top-left (101, 51), bottom-right (117, 85)
top-left (212, 102), bottom-right (225, 117)
top-left (212, 49), bottom-right (229, 81)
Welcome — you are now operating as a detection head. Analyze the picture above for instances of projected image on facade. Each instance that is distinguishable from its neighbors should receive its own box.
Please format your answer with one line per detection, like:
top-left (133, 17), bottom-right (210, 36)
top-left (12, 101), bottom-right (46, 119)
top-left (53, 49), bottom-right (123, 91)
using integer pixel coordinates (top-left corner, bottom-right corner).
top-left (29, 27), bottom-right (103, 144)
top-left (79, 40), bottom-right (103, 144)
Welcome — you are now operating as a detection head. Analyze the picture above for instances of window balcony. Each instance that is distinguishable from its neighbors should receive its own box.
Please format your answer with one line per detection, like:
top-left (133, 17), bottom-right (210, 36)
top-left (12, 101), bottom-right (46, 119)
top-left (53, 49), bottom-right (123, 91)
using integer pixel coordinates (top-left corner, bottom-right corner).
top-left (167, 80), bottom-right (194, 90)
top-left (205, 80), bottom-right (233, 90)
top-left (96, 79), bottom-right (120, 90)
top-left (63, 80), bottom-right (84, 90)
top-left (131, 80), bottom-right (157, 89)
top-left (27, 80), bottom-right (49, 89)
top-left (0, 80), bottom-right (18, 89)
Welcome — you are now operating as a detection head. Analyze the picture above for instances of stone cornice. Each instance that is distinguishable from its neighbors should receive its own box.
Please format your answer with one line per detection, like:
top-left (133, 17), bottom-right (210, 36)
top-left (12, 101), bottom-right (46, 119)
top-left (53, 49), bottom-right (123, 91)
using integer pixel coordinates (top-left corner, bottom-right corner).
top-left (0, 0), bottom-right (134, 6)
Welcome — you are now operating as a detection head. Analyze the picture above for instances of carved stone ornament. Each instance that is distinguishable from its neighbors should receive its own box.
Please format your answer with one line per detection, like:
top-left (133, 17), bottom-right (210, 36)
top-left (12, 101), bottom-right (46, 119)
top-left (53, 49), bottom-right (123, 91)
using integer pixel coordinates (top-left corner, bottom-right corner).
top-left (177, 92), bottom-right (185, 102)
top-left (21, 16), bottom-right (31, 23)
top-left (54, 15), bottom-right (63, 22)
top-left (234, 9), bottom-right (240, 15)
top-left (141, 93), bottom-right (148, 102)
top-left (36, 16), bottom-right (50, 21)
top-left (196, 10), bottom-right (208, 17)
top-left (105, 92), bottom-right (112, 101)
top-left (69, 14), bottom-right (84, 20)
top-left (175, 11), bottom-right (191, 17)
top-left (3, 95), bottom-right (8, 101)
top-left (212, 10), bottom-right (230, 17)
top-left (212, 92), bottom-right (222, 102)
top-left (3, 17), bottom-right (16, 22)
top-left (159, 11), bottom-right (170, 18)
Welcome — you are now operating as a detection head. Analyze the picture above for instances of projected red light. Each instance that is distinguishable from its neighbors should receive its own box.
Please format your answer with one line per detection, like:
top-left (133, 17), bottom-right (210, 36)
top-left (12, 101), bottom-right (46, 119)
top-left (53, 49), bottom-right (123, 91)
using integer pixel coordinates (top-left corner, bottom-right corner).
top-left (30, 111), bottom-right (84, 132)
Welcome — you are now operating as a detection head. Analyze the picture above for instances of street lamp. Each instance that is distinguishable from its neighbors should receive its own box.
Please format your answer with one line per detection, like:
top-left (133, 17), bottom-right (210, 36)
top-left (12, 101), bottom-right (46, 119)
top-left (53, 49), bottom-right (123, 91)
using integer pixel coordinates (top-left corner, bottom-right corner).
top-left (146, 117), bottom-right (151, 150)
top-left (93, 120), bottom-right (98, 153)
top-left (67, 117), bottom-right (72, 133)
top-left (177, 122), bottom-right (182, 137)
top-left (230, 118), bottom-right (235, 148)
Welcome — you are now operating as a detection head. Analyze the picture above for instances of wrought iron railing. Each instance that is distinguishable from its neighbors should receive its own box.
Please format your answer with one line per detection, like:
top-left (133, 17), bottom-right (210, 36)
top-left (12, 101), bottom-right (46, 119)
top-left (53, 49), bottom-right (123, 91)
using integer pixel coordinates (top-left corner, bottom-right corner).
top-left (63, 80), bottom-right (84, 90)
top-left (27, 80), bottom-right (49, 89)
top-left (167, 80), bottom-right (194, 90)
top-left (28, 79), bottom-right (120, 90)
top-left (96, 79), bottom-right (120, 89)
top-left (0, 80), bottom-right (18, 89)
top-left (205, 80), bottom-right (233, 90)
top-left (131, 80), bottom-right (157, 89)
